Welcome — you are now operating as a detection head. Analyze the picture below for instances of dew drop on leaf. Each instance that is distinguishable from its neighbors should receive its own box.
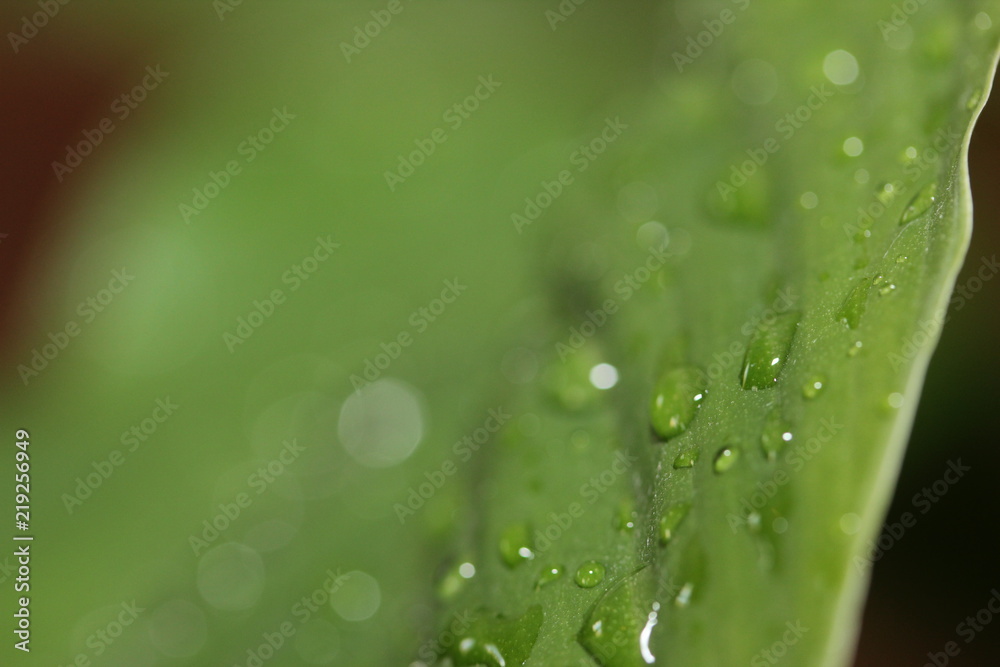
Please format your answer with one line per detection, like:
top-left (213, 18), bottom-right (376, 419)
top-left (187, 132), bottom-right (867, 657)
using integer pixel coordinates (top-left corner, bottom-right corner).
top-left (837, 276), bottom-right (872, 329)
top-left (740, 311), bottom-right (800, 389)
top-left (802, 375), bottom-right (827, 399)
top-left (672, 448), bottom-right (699, 469)
top-left (577, 566), bottom-right (660, 666)
top-left (713, 446), bottom-right (740, 473)
top-left (760, 408), bottom-right (793, 462)
top-left (537, 564), bottom-right (565, 588)
top-left (575, 561), bottom-right (607, 588)
top-left (498, 523), bottom-right (534, 568)
top-left (900, 182), bottom-right (937, 225)
top-left (649, 366), bottom-right (706, 439)
top-left (658, 503), bottom-right (691, 545)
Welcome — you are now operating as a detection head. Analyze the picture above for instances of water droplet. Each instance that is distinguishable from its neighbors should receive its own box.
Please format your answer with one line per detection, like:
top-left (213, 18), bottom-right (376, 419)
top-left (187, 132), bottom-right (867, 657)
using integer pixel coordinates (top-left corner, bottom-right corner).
top-left (802, 375), bottom-right (826, 399)
top-left (575, 561), bottom-right (607, 588)
top-left (614, 500), bottom-right (637, 532)
top-left (760, 408), bottom-right (793, 462)
top-left (800, 191), bottom-right (819, 209)
top-left (713, 446), bottom-right (740, 474)
top-left (837, 276), bottom-right (873, 329)
top-left (823, 49), bottom-right (860, 85)
top-left (537, 565), bottom-right (565, 588)
top-left (740, 311), bottom-right (800, 389)
top-left (499, 523), bottom-right (534, 568)
top-left (887, 392), bottom-right (904, 409)
top-left (900, 182), bottom-right (937, 225)
top-left (674, 582), bottom-right (694, 608)
top-left (843, 136), bottom-right (864, 157)
top-left (659, 503), bottom-right (691, 544)
top-left (545, 351), bottom-right (603, 412)
top-left (975, 12), bottom-right (992, 31)
top-left (747, 511), bottom-right (762, 533)
top-left (896, 255), bottom-right (909, 264)
top-left (672, 448), bottom-right (699, 469)
top-left (772, 517), bottom-right (789, 534)
top-left (848, 340), bottom-right (863, 357)
top-left (903, 146), bottom-right (919, 161)
top-left (330, 571), bottom-right (382, 622)
top-left (577, 566), bottom-right (660, 666)
top-left (448, 605), bottom-right (544, 667)
top-left (876, 182), bottom-right (897, 206)
top-left (650, 366), bottom-right (706, 440)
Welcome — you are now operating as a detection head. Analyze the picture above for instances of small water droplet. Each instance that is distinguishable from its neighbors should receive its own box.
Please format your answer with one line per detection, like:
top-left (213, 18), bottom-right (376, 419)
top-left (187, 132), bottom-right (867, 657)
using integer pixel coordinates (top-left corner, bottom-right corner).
top-left (772, 517), bottom-right (789, 534)
top-left (650, 366), bottom-right (707, 440)
top-left (802, 375), bottom-right (826, 399)
top-left (575, 561), bottom-right (607, 588)
top-left (614, 500), bottom-right (637, 532)
top-left (448, 605), bottom-right (544, 667)
top-left (800, 191), bottom-right (819, 209)
top-left (823, 49), bottom-right (860, 85)
top-left (760, 408), bottom-right (793, 462)
top-left (975, 12), bottom-right (992, 31)
top-left (537, 565), bottom-right (565, 588)
top-left (896, 255), bottom-right (909, 264)
top-left (437, 561), bottom-right (477, 600)
top-left (713, 446), bottom-right (740, 474)
top-left (740, 311), bottom-right (800, 389)
top-left (499, 523), bottom-right (534, 568)
top-left (747, 511), bottom-right (762, 533)
top-left (900, 182), bottom-right (937, 225)
top-left (887, 392), bottom-right (904, 409)
top-left (590, 363), bottom-right (620, 390)
top-left (876, 182), bottom-right (897, 206)
top-left (837, 277), bottom-right (873, 329)
top-left (672, 448), bottom-right (699, 469)
top-left (658, 503), bottom-right (691, 545)
top-left (848, 340), bottom-right (863, 357)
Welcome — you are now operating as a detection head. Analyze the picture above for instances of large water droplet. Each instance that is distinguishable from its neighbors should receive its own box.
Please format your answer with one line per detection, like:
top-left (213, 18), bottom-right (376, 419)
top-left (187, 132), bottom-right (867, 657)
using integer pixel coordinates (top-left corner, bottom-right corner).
top-left (713, 447), bottom-right (740, 474)
top-left (499, 523), bottom-right (534, 568)
top-left (448, 605), bottom-right (544, 667)
top-left (740, 312), bottom-right (800, 389)
top-left (659, 503), bottom-right (691, 545)
top-left (837, 277), bottom-right (872, 329)
top-left (900, 182), bottom-right (937, 225)
top-left (649, 366), bottom-right (706, 440)
top-left (575, 561), bottom-right (607, 588)
top-left (578, 566), bottom-right (661, 666)
top-left (760, 408), bottom-right (793, 462)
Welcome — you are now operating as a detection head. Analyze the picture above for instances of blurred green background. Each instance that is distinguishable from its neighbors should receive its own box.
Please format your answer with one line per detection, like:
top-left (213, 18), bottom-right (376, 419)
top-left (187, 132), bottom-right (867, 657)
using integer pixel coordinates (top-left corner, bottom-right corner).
top-left (0, 1), bottom-right (997, 665)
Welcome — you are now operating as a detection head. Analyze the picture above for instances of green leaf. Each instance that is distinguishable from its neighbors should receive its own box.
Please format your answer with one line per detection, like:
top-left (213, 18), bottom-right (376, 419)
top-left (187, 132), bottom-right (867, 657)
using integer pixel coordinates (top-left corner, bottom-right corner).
top-left (431, 3), bottom-right (1000, 666)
